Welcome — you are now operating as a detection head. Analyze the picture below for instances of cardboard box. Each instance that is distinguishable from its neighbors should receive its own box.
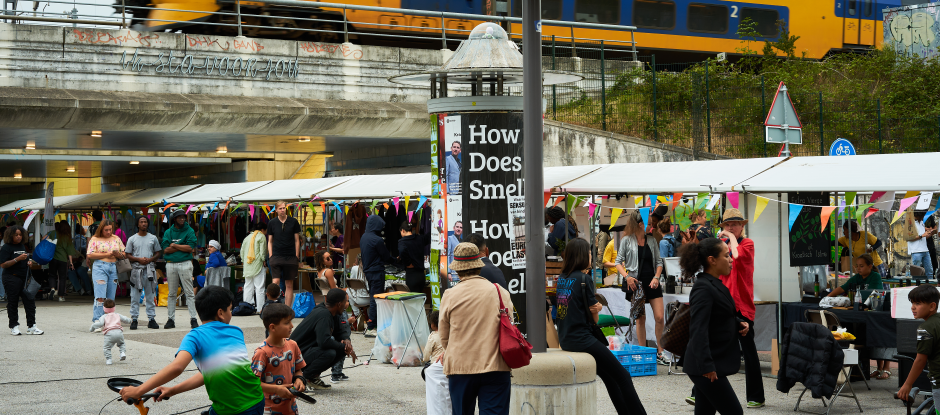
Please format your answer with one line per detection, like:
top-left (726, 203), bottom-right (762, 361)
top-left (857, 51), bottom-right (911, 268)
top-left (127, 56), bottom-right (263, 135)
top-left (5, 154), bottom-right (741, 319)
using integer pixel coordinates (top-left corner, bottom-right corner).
top-left (771, 339), bottom-right (779, 376)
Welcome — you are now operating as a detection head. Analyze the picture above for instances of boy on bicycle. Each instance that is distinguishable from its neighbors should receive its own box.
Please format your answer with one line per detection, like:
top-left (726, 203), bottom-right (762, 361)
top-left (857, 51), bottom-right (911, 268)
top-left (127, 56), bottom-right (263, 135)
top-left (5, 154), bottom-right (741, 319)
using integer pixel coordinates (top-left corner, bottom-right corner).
top-left (899, 284), bottom-right (940, 406)
top-left (120, 286), bottom-right (264, 415)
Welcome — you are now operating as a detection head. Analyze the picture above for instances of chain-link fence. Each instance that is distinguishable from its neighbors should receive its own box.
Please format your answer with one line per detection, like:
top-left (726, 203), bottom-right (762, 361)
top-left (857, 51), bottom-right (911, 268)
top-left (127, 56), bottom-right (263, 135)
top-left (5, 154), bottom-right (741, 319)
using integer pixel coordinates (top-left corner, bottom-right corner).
top-left (541, 41), bottom-right (940, 159)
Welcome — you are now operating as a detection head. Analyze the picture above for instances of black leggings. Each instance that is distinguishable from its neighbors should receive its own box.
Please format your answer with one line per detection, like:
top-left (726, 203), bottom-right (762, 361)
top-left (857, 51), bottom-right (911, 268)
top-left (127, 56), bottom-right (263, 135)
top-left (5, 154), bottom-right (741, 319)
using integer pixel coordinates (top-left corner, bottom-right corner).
top-left (688, 374), bottom-right (743, 415)
top-left (3, 274), bottom-right (36, 329)
top-left (579, 340), bottom-right (647, 414)
top-left (48, 259), bottom-right (69, 295)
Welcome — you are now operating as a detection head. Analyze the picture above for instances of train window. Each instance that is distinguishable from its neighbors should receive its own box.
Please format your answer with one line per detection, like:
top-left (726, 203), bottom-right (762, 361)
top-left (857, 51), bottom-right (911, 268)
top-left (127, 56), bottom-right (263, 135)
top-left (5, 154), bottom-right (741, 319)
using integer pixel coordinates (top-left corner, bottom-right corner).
top-left (575, 0), bottom-right (620, 24)
top-left (511, 0), bottom-right (563, 20)
top-left (688, 3), bottom-right (728, 34)
top-left (739, 8), bottom-right (779, 37)
top-left (847, 0), bottom-right (856, 16)
top-left (633, 0), bottom-right (676, 30)
top-left (863, 0), bottom-right (873, 17)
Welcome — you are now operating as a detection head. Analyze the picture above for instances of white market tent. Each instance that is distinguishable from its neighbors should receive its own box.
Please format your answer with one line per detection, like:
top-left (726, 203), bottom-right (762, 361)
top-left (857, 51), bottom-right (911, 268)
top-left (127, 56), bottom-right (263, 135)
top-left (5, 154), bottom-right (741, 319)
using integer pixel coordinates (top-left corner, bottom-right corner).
top-left (556, 157), bottom-right (787, 194)
top-left (734, 152), bottom-right (940, 192)
top-left (235, 177), bottom-right (351, 202)
top-left (167, 181), bottom-right (272, 204)
top-left (543, 164), bottom-right (606, 191)
top-left (110, 185), bottom-right (200, 206)
top-left (317, 173), bottom-right (430, 199)
top-left (0, 197), bottom-right (44, 212)
top-left (18, 194), bottom-right (97, 210)
top-left (59, 190), bottom-right (144, 209)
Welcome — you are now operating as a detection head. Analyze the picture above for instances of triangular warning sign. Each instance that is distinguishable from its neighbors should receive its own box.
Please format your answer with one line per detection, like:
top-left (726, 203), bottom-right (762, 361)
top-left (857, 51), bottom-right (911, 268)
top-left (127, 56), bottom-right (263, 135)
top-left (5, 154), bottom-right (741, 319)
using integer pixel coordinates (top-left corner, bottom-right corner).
top-left (764, 81), bottom-right (802, 128)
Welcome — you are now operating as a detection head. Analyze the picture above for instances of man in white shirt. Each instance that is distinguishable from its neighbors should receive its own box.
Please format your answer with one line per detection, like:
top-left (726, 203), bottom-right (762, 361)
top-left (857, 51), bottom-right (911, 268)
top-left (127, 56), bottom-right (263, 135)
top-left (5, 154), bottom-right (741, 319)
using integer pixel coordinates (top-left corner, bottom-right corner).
top-left (909, 211), bottom-right (935, 278)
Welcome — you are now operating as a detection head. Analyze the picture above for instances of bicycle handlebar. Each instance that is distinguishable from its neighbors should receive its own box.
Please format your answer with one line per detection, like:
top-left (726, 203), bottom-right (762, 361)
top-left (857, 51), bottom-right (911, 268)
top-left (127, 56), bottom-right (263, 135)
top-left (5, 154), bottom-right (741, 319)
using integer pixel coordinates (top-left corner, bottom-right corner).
top-left (125, 392), bottom-right (167, 405)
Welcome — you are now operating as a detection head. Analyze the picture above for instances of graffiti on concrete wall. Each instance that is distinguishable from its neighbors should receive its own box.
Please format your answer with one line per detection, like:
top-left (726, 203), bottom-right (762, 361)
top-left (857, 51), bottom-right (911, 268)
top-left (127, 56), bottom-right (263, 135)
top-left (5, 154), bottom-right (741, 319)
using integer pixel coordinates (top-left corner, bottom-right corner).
top-left (884, 3), bottom-right (940, 59)
top-left (119, 49), bottom-right (299, 80)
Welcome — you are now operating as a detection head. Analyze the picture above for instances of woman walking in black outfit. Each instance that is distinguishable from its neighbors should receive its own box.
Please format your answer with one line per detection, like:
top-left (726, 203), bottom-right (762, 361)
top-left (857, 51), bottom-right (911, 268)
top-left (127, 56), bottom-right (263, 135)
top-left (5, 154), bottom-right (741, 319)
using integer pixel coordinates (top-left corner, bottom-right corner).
top-left (681, 238), bottom-right (748, 415)
top-left (556, 238), bottom-right (646, 414)
top-left (398, 222), bottom-right (431, 294)
top-left (1, 225), bottom-right (43, 335)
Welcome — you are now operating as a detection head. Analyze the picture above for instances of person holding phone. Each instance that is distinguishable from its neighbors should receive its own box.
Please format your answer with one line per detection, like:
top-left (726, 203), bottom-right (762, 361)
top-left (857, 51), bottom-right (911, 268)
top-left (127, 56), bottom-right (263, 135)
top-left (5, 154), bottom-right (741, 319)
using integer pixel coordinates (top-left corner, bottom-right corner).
top-left (1, 225), bottom-right (43, 335)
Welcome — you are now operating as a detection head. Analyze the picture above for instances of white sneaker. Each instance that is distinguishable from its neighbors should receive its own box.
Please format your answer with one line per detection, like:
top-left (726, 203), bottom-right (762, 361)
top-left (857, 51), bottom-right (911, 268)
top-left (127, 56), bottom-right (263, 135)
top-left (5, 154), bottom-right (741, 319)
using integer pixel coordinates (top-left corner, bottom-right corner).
top-left (26, 325), bottom-right (43, 335)
top-left (93, 327), bottom-right (102, 333)
top-left (106, 358), bottom-right (113, 365)
top-left (120, 352), bottom-right (126, 361)
top-left (11, 326), bottom-right (21, 335)
top-left (58, 297), bottom-right (65, 302)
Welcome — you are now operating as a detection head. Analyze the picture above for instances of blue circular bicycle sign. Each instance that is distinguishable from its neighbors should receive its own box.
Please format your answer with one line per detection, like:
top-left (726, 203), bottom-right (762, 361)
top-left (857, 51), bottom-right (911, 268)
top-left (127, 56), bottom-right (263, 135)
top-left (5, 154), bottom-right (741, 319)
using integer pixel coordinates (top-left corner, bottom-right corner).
top-left (829, 138), bottom-right (856, 156)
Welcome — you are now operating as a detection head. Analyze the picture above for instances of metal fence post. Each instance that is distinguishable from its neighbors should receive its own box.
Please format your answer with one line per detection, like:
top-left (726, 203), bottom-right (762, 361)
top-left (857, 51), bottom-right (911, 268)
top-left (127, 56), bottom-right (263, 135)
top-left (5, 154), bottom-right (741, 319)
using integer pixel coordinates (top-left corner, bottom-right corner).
top-left (652, 55), bottom-right (657, 142)
top-left (877, 99), bottom-right (883, 154)
top-left (236, 0), bottom-right (242, 37)
top-left (344, 7), bottom-right (349, 44)
top-left (601, 40), bottom-right (606, 132)
top-left (552, 35), bottom-right (556, 118)
top-left (440, 13), bottom-right (446, 49)
top-left (937, 115), bottom-right (940, 152)
top-left (818, 92), bottom-right (824, 156)
top-left (760, 75), bottom-right (766, 157)
top-left (705, 62), bottom-right (712, 153)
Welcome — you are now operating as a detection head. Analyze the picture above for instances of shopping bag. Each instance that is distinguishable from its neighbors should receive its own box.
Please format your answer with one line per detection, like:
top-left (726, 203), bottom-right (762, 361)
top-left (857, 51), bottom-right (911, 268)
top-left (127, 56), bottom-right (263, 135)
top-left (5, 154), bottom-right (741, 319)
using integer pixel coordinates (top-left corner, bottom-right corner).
top-left (495, 284), bottom-right (532, 369)
top-left (157, 284), bottom-right (182, 307)
top-left (904, 206), bottom-right (920, 241)
top-left (292, 292), bottom-right (314, 318)
top-left (32, 239), bottom-right (56, 265)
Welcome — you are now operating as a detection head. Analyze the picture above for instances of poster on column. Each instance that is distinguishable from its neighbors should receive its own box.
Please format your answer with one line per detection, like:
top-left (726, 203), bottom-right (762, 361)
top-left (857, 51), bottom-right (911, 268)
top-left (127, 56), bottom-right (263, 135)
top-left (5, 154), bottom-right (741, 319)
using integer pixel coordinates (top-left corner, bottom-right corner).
top-left (430, 114), bottom-right (441, 195)
top-left (456, 112), bottom-right (529, 334)
top-left (430, 198), bottom-right (445, 251)
top-left (443, 115), bottom-right (462, 196)
top-left (788, 192), bottom-right (832, 267)
top-left (446, 194), bottom-right (462, 285)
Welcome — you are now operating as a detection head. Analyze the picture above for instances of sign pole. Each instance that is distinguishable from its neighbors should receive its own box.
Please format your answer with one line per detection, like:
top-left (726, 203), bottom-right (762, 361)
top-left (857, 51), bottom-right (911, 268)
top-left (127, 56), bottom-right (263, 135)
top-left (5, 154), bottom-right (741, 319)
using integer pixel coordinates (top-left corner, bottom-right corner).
top-left (523, 0), bottom-right (546, 353)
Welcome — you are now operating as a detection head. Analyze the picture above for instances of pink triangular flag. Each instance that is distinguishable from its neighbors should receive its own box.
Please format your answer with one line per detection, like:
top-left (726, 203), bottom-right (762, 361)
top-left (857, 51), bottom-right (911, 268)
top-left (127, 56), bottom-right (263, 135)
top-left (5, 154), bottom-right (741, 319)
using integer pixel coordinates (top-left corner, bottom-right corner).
top-left (820, 207), bottom-right (836, 232)
top-left (392, 197), bottom-right (400, 213)
top-left (249, 204), bottom-right (255, 219)
top-left (588, 203), bottom-right (597, 218)
top-left (407, 211), bottom-right (414, 221)
top-left (898, 196), bottom-right (918, 212)
top-left (727, 192), bottom-right (740, 209)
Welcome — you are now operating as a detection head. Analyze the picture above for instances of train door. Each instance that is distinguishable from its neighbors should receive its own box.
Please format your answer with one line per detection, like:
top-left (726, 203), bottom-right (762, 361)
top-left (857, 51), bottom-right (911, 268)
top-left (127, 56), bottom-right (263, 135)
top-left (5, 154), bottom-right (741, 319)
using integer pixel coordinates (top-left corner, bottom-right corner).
top-left (858, 0), bottom-right (875, 46)
top-left (841, 0), bottom-right (861, 44)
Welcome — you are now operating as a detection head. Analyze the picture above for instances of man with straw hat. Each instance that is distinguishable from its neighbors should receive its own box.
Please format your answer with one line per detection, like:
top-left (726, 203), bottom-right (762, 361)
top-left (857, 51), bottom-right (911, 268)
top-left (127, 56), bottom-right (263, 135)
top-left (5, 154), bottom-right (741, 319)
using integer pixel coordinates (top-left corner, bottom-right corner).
top-left (717, 207), bottom-right (765, 409)
top-left (439, 242), bottom-right (514, 415)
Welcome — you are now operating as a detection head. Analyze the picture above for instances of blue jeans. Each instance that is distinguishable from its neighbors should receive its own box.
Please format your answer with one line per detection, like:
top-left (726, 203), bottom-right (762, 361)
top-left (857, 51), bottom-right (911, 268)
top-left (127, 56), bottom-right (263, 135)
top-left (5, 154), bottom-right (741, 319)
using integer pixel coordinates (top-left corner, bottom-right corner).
top-left (68, 266), bottom-right (92, 294)
top-left (92, 261), bottom-right (118, 322)
top-left (208, 399), bottom-right (264, 415)
top-left (912, 252), bottom-right (935, 279)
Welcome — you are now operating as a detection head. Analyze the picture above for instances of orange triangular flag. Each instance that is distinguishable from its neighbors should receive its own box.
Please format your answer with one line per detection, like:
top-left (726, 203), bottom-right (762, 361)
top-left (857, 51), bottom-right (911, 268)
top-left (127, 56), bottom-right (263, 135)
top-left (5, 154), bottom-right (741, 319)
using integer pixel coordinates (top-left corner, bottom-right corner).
top-left (544, 192), bottom-right (552, 207)
top-left (820, 206), bottom-right (836, 232)
top-left (552, 196), bottom-right (565, 209)
top-left (383, 203), bottom-right (389, 209)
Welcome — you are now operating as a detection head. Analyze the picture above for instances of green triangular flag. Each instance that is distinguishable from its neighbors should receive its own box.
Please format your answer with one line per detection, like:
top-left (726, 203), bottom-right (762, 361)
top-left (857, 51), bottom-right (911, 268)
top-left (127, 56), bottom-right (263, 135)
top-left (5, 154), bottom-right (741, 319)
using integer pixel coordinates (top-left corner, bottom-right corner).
top-left (845, 192), bottom-right (857, 206)
top-left (855, 203), bottom-right (874, 223)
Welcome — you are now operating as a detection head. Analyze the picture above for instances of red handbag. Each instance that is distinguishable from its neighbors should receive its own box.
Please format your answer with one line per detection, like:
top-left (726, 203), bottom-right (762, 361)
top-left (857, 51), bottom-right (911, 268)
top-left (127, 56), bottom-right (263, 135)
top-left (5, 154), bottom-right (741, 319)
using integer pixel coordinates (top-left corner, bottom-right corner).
top-left (495, 284), bottom-right (533, 369)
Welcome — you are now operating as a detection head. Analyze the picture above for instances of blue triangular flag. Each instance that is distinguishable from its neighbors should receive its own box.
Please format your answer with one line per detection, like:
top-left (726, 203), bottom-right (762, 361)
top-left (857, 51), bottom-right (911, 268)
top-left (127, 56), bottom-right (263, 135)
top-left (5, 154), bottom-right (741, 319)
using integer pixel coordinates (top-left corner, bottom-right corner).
top-left (331, 201), bottom-right (341, 211)
top-left (417, 196), bottom-right (427, 210)
top-left (639, 207), bottom-right (650, 227)
top-left (788, 204), bottom-right (803, 232)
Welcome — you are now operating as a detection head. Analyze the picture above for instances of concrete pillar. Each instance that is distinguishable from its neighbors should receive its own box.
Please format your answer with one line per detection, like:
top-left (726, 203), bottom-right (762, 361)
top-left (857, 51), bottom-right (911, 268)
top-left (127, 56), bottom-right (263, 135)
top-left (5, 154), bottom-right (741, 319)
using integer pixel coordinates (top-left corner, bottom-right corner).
top-left (509, 349), bottom-right (598, 415)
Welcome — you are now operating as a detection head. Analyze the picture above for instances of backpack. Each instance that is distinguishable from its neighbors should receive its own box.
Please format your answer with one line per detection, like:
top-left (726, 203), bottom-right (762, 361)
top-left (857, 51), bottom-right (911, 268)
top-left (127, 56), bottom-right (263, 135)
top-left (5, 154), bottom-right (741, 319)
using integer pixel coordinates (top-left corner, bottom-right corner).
top-left (32, 239), bottom-right (56, 265)
top-left (232, 301), bottom-right (257, 316)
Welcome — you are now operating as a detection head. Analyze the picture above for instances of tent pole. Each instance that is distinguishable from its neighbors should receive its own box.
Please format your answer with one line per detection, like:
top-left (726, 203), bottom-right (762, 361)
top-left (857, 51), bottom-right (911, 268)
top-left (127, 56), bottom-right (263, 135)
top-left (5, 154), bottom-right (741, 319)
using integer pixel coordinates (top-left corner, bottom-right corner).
top-left (777, 192), bottom-right (783, 352)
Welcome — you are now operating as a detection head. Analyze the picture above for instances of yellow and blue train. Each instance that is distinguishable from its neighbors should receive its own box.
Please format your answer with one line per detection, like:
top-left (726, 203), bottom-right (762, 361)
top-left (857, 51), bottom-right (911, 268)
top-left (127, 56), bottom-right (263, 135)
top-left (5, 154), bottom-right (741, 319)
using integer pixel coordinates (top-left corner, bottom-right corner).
top-left (131, 0), bottom-right (923, 59)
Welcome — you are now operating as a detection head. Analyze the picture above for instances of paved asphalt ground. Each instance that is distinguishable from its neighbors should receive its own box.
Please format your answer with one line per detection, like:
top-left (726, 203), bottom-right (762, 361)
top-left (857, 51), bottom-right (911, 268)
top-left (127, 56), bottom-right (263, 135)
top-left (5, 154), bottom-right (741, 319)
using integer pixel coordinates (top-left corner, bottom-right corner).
top-left (0, 296), bottom-right (911, 414)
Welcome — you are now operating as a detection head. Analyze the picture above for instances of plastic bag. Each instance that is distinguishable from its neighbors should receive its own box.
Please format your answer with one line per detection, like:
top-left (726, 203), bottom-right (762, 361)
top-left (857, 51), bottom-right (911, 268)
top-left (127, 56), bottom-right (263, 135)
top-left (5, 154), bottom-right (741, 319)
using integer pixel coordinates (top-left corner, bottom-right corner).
top-left (32, 239), bottom-right (56, 265)
top-left (292, 292), bottom-right (314, 319)
top-left (832, 327), bottom-right (856, 341)
top-left (819, 296), bottom-right (851, 308)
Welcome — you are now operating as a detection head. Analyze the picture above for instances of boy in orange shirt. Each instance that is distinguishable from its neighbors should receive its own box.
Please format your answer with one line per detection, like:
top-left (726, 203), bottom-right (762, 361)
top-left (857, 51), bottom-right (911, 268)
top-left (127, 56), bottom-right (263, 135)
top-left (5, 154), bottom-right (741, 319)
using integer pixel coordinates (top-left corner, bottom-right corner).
top-left (252, 303), bottom-right (307, 415)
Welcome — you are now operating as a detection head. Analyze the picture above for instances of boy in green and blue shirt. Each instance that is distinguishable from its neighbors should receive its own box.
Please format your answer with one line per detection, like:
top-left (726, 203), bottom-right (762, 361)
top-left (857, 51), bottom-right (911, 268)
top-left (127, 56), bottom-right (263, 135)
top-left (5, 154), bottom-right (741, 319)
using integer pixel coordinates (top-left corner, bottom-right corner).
top-left (120, 286), bottom-right (264, 415)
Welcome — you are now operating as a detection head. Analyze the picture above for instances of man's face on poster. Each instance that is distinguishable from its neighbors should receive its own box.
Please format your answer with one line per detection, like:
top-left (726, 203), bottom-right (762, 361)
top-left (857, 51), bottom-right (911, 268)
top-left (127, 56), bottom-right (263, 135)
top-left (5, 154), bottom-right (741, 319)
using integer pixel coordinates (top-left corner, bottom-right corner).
top-left (454, 221), bottom-right (463, 236)
top-left (451, 142), bottom-right (461, 156)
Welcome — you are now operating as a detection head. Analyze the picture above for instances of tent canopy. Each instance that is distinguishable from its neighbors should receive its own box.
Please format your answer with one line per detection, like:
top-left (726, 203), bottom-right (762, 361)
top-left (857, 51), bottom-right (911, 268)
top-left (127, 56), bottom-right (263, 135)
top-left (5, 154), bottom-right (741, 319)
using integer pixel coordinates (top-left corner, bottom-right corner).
top-left (168, 181), bottom-right (272, 204)
top-left (318, 174), bottom-right (430, 199)
top-left (0, 197), bottom-right (44, 213)
top-left (59, 190), bottom-right (144, 209)
top-left (557, 158), bottom-right (787, 194)
top-left (543, 164), bottom-right (606, 191)
top-left (111, 185), bottom-right (200, 206)
top-left (235, 177), bottom-right (351, 202)
top-left (19, 194), bottom-right (97, 210)
top-left (735, 153), bottom-right (940, 192)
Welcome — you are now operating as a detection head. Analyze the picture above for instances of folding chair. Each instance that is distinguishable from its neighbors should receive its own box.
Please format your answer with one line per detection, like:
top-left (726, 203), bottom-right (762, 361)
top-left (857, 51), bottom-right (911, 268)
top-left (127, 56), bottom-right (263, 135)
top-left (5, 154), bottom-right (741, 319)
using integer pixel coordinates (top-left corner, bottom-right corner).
top-left (346, 278), bottom-right (370, 331)
top-left (805, 309), bottom-right (871, 390)
top-left (315, 278), bottom-right (331, 296)
top-left (794, 347), bottom-right (863, 414)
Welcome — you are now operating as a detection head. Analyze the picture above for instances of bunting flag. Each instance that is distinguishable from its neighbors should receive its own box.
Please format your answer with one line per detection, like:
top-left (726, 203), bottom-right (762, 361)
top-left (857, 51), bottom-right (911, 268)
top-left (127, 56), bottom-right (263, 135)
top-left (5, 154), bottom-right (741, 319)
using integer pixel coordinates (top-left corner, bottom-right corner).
top-left (916, 192), bottom-right (934, 210)
top-left (928, 210), bottom-right (937, 220)
top-left (249, 204), bottom-right (255, 219)
top-left (184, 204), bottom-right (194, 215)
top-left (407, 211), bottom-right (414, 221)
top-left (788, 204), bottom-right (803, 232)
top-left (344, 205), bottom-right (349, 215)
top-left (261, 205), bottom-right (270, 217)
top-left (838, 198), bottom-right (846, 214)
top-left (543, 192), bottom-right (552, 207)
top-left (23, 210), bottom-right (38, 229)
top-left (753, 196), bottom-right (769, 222)
top-left (820, 206), bottom-right (836, 232)
top-left (892, 196), bottom-right (919, 224)
top-left (866, 208), bottom-right (879, 218)
top-left (566, 194), bottom-right (578, 215)
top-left (588, 203), bottom-right (597, 218)
top-left (869, 191), bottom-right (887, 204)
top-left (904, 190), bottom-right (920, 199)
top-left (609, 208), bottom-right (623, 231)
top-left (647, 195), bottom-right (656, 207)
top-left (706, 194), bottom-right (721, 210)
top-left (727, 192), bottom-right (740, 209)
top-left (552, 196), bottom-right (565, 209)
top-left (404, 195), bottom-right (411, 212)
top-left (855, 203), bottom-right (874, 222)
top-left (672, 193), bottom-right (683, 207)
top-left (223, 200), bottom-right (231, 213)
top-left (147, 201), bottom-right (161, 208)
top-left (231, 203), bottom-right (243, 214)
top-left (330, 201), bottom-right (340, 212)
top-left (418, 196), bottom-right (427, 211)
top-left (392, 197), bottom-right (400, 213)
top-left (694, 192), bottom-right (709, 209)
top-left (639, 207), bottom-right (650, 227)
top-left (845, 191), bottom-right (857, 206)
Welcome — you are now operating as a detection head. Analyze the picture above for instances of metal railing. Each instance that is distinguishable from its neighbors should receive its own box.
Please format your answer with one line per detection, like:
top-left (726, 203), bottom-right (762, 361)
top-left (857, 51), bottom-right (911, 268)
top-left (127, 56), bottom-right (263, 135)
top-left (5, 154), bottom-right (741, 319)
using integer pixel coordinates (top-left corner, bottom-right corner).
top-left (1, 0), bottom-right (637, 59)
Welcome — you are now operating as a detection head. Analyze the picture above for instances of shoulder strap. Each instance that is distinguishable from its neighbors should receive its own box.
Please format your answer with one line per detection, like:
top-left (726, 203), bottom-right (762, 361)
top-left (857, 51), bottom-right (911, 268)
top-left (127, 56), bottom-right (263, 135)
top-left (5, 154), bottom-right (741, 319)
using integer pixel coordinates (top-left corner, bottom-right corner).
top-left (494, 283), bottom-right (506, 311)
